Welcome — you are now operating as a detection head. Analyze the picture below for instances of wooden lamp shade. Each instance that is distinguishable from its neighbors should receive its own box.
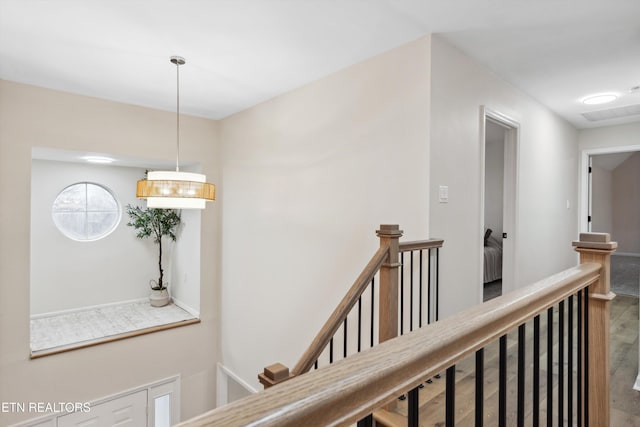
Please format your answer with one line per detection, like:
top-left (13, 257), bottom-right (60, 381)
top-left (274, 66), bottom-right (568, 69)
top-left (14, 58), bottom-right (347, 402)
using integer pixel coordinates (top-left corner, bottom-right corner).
top-left (136, 171), bottom-right (215, 209)
top-left (136, 56), bottom-right (216, 210)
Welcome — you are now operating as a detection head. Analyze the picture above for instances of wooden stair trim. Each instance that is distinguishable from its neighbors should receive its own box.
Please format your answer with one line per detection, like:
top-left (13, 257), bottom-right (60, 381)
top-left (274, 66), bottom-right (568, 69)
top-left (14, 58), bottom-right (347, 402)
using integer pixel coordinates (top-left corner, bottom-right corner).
top-left (177, 263), bottom-right (600, 427)
top-left (291, 245), bottom-right (389, 376)
top-left (398, 238), bottom-right (444, 252)
top-left (373, 408), bottom-right (406, 427)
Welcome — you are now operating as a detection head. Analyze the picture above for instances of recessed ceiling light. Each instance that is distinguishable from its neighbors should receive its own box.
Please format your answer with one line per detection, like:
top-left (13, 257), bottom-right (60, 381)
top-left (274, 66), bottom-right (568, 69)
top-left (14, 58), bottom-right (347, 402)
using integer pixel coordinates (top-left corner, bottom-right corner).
top-left (81, 156), bottom-right (115, 164)
top-left (582, 93), bottom-right (618, 105)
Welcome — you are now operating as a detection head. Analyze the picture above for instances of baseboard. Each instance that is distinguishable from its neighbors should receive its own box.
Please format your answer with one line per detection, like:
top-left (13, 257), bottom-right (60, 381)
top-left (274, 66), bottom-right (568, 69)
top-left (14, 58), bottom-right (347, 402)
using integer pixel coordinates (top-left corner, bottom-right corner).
top-left (32, 298), bottom-right (199, 321)
top-left (612, 252), bottom-right (640, 258)
top-left (217, 363), bottom-right (258, 407)
top-left (30, 298), bottom-right (148, 320)
top-left (172, 298), bottom-right (199, 318)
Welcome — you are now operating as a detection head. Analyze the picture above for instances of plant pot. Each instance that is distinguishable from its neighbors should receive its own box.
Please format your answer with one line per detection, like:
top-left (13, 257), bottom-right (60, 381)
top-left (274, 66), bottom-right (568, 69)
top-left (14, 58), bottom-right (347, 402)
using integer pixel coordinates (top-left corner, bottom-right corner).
top-left (150, 288), bottom-right (170, 307)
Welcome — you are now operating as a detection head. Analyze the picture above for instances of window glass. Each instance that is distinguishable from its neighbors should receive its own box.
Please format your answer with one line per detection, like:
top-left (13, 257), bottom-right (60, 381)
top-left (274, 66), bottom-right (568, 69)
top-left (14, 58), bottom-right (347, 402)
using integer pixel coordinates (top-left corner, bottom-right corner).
top-left (154, 394), bottom-right (171, 427)
top-left (52, 182), bottom-right (121, 241)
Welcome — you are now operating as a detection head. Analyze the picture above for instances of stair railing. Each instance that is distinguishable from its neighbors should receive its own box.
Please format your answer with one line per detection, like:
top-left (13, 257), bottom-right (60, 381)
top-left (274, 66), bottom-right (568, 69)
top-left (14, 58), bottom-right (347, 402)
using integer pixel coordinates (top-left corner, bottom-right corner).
top-left (258, 224), bottom-right (444, 387)
top-left (178, 233), bottom-right (615, 427)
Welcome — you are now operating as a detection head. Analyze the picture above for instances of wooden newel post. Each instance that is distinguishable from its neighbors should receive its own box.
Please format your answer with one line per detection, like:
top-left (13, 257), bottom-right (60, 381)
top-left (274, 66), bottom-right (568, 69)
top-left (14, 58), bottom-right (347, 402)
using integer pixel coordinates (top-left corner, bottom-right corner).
top-left (377, 224), bottom-right (403, 343)
top-left (258, 362), bottom-right (293, 389)
top-left (572, 232), bottom-right (617, 427)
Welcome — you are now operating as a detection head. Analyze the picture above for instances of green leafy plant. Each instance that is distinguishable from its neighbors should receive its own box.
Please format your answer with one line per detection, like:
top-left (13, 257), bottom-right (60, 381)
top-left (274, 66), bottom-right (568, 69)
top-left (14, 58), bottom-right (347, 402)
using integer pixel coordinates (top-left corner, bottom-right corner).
top-left (126, 205), bottom-right (181, 290)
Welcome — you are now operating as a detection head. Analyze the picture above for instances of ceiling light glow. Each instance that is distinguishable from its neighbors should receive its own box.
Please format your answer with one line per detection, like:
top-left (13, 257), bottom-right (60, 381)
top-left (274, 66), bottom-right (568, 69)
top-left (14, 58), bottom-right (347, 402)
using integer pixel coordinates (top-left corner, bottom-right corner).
top-left (582, 93), bottom-right (618, 105)
top-left (81, 156), bottom-right (115, 164)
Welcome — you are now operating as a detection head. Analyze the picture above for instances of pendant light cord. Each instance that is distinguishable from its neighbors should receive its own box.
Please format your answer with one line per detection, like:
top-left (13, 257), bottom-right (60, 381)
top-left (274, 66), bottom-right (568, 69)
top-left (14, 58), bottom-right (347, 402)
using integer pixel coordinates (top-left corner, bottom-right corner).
top-left (175, 59), bottom-right (180, 172)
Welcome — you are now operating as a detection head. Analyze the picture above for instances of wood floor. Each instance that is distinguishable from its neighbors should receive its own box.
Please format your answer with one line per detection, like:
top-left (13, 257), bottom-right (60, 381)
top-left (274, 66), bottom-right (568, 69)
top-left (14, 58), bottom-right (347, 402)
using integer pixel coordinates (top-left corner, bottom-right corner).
top-left (609, 295), bottom-right (640, 426)
top-left (376, 295), bottom-right (640, 426)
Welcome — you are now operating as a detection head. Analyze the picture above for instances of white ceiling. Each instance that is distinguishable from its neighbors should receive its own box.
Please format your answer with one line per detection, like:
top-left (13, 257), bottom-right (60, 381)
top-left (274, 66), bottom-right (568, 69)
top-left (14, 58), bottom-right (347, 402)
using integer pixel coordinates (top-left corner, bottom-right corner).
top-left (1, 0), bottom-right (639, 129)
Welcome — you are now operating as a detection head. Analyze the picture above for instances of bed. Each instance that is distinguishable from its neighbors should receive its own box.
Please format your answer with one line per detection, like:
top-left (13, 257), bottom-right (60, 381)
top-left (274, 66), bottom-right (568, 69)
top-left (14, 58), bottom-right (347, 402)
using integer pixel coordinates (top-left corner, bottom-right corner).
top-left (483, 229), bottom-right (503, 284)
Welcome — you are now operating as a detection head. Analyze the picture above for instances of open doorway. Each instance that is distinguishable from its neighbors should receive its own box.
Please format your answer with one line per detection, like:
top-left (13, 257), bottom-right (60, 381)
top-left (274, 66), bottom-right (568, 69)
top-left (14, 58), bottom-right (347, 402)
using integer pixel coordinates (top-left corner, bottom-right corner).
top-left (588, 150), bottom-right (640, 298)
top-left (481, 108), bottom-right (519, 302)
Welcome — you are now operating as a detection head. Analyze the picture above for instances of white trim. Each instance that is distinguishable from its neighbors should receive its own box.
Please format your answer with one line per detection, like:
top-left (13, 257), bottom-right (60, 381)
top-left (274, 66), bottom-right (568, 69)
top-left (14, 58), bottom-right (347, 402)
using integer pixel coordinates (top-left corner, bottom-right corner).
top-left (478, 107), bottom-right (487, 305)
top-left (480, 106), bottom-right (520, 300)
top-left (579, 144), bottom-right (640, 233)
top-left (147, 376), bottom-right (181, 427)
top-left (587, 156), bottom-right (596, 233)
top-left (10, 376), bottom-right (180, 427)
top-left (30, 298), bottom-right (148, 320)
top-left (172, 297), bottom-right (200, 318)
top-left (10, 413), bottom-right (56, 427)
top-left (216, 363), bottom-right (258, 407)
top-left (634, 374), bottom-right (640, 392)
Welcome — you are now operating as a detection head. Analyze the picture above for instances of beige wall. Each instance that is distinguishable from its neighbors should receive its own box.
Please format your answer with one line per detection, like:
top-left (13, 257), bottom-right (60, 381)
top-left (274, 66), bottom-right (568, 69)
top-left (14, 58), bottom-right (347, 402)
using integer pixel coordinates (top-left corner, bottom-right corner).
top-left (612, 153), bottom-right (640, 254)
top-left (578, 123), bottom-right (640, 235)
top-left (0, 80), bottom-right (221, 424)
top-left (484, 136), bottom-right (505, 242)
top-left (430, 36), bottom-right (579, 315)
top-left (219, 36), bottom-right (431, 389)
top-left (579, 122), bottom-right (640, 151)
top-left (591, 165), bottom-right (613, 235)
top-left (30, 160), bottom-right (153, 314)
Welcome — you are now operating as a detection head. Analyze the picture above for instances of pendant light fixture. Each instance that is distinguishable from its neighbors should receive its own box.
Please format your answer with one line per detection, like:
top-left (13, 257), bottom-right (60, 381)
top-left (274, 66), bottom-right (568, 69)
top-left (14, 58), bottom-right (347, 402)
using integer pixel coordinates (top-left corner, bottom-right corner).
top-left (136, 56), bottom-right (215, 209)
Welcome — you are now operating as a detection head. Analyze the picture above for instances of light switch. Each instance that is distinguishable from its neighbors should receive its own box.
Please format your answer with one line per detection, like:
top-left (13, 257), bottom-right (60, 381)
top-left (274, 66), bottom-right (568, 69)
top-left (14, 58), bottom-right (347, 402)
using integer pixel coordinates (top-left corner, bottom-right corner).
top-left (439, 185), bottom-right (449, 203)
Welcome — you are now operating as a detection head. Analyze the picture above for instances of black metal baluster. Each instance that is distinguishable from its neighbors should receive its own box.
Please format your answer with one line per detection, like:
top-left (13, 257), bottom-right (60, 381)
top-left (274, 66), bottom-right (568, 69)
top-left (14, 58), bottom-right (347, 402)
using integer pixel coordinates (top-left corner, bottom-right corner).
top-left (435, 248), bottom-right (440, 321)
top-left (499, 335), bottom-right (507, 427)
top-left (518, 324), bottom-right (525, 427)
top-left (358, 296), bottom-right (362, 353)
top-left (568, 295), bottom-right (574, 425)
top-left (408, 386), bottom-right (419, 427)
top-left (314, 360), bottom-right (318, 370)
top-left (357, 414), bottom-right (373, 427)
top-left (427, 248), bottom-right (432, 325)
top-left (475, 348), bottom-right (484, 427)
top-left (400, 251), bottom-right (404, 335)
top-left (371, 278), bottom-right (375, 348)
top-left (547, 307), bottom-right (553, 427)
top-left (410, 251), bottom-right (414, 332)
top-left (329, 337), bottom-right (334, 364)
top-left (446, 365), bottom-right (456, 427)
top-left (578, 290), bottom-right (583, 427)
top-left (533, 315), bottom-right (540, 426)
top-left (419, 249), bottom-right (423, 328)
top-left (584, 288), bottom-right (589, 427)
top-left (343, 318), bottom-right (348, 359)
top-left (558, 300), bottom-right (565, 425)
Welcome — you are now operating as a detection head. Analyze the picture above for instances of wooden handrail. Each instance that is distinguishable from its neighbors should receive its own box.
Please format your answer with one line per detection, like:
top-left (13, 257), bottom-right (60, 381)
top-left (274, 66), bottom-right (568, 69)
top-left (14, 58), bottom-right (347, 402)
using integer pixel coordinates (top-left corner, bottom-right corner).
top-left (398, 238), bottom-right (444, 252)
top-left (178, 263), bottom-right (601, 427)
top-left (261, 226), bottom-right (444, 387)
top-left (291, 245), bottom-right (389, 376)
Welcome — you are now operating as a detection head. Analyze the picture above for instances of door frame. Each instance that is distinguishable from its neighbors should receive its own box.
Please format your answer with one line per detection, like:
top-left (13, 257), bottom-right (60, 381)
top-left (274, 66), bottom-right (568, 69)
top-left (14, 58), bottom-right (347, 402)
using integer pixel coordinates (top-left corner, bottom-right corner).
top-left (579, 145), bottom-right (640, 233)
top-left (479, 106), bottom-right (520, 299)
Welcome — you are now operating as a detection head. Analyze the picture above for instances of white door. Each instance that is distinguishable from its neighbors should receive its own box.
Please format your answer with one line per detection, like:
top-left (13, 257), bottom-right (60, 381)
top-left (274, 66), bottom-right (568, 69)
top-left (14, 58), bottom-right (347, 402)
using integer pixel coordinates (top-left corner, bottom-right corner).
top-left (58, 390), bottom-right (147, 427)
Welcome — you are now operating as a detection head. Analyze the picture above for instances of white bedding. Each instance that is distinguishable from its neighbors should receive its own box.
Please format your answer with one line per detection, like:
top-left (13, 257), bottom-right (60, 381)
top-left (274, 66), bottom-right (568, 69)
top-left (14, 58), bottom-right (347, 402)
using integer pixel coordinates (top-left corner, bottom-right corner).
top-left (483, 236), bottom-right (503, 283)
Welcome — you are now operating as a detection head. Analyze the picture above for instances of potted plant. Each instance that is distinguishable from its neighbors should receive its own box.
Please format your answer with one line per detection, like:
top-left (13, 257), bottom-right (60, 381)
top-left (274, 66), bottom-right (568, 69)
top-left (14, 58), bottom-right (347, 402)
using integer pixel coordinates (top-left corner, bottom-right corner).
top-left (126, 205), bottom-right (181, 307)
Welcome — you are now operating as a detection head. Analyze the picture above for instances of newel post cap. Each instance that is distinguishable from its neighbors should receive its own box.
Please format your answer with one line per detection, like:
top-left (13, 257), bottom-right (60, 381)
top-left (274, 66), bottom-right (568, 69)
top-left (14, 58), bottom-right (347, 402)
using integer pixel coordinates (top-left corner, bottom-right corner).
top-left (376, 224), bottom-right (403, 237)
top-left (258, 362), bottom-right (293, 389)
top-left (572, 232), bottom-right (617, 251)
